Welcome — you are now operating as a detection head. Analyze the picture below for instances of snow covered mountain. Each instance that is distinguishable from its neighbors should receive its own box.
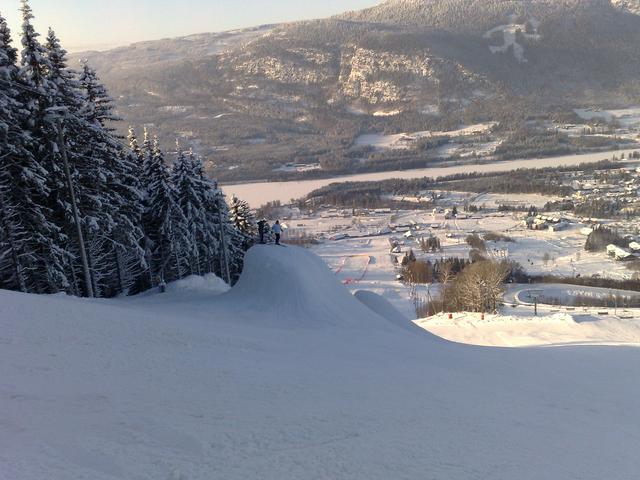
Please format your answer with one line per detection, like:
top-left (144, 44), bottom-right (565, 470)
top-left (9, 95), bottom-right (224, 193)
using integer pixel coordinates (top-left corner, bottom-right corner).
top-left (2, 245), bottom-right (640, 479)
top-left (70, 1), bottom-right (640, 181)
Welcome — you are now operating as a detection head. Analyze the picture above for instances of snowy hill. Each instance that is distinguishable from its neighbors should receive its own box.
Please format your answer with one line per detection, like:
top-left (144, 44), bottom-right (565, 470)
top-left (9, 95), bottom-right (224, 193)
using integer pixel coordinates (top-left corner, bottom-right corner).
top-left (2, 245), bottom-right (640, 479)
top-left (219, 245), bottom-right (401, 330)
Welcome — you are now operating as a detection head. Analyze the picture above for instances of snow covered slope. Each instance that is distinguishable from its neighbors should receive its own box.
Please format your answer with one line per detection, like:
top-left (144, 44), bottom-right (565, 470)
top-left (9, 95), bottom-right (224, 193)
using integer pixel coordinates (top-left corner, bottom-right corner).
top-left (418, 310), bottom-right (640, 347)
top-left (2, 245), bottom-right (640, 479)
top-left (218, 246), bottom-right (402, 330)
top-left (354, 289), bottom-right (421, 333)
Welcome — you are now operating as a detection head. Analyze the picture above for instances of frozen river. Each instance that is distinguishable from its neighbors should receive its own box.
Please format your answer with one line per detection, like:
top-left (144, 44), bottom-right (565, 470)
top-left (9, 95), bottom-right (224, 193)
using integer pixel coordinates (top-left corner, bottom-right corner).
top-left (222, 148), bottom-right (636, 207)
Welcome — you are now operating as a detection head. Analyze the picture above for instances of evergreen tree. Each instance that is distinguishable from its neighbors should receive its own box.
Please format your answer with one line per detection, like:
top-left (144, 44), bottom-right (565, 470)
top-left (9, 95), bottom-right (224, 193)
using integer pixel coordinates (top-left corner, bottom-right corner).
top-left (15, 1), bottom-right (73, 293)
top-left (45, 27), bottom-right (108, 296)
top-left (77, 62), bottom-right (147, 295)
top-left (172, 141), bottom-right (208, 275)
top-left (0, 11), bottom-right (32, 291)
top-left (229, 195), bottom-right (257, 237)
top-left (45, 28), bottom-right (82, 113)
top-left (204, 182), bottom-right (243, 283)
top-left (182, 148), bottom-right (247, 283)
top-left (224, 216), bottom-right (249, 282)
top-left (140, 127), bottom-right (155, 193)
top-left (138, 127), bottom-right (156, 281)
top-left (186, 148), bottom-right (226, 278)
top-left (128, 126), bottom-right (143, 171)
top-left (78, 61), bottom-right (119, 128)
top-left (142, 137), bottom-right (188, 284)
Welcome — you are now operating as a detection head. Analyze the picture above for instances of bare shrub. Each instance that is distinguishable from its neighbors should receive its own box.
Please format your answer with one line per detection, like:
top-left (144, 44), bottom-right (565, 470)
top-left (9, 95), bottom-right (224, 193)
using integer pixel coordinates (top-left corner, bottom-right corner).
top-left (484, 232), bottom-right (514, 243)
top-left (466, 234), bottom-right (486, 251)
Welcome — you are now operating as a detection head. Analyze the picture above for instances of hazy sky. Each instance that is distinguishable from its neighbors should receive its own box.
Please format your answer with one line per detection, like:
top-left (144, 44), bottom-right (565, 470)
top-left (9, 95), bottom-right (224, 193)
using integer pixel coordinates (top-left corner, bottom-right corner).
top-left (2, 0), bottom-right (381, 52)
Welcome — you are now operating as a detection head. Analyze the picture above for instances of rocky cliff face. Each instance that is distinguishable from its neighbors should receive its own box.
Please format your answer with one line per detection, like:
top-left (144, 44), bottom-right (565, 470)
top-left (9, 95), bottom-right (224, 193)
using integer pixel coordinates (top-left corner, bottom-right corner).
top-left (339, 47), bottom-right (434, 103)
top-left (228, 46), bottom-right (336, 85)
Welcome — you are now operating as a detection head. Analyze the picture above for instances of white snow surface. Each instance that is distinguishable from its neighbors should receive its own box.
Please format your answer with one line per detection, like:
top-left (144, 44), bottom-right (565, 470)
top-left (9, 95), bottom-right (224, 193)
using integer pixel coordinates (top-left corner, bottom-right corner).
top-left (417, 309), bottom-right (640, 348)
top-left (2, 245), bottom-right (640, 479)
top-left (354, 122), bottom-right (495, 150)
top-left (164, 273), bottom-right (230, 296)
top-left (353, 290), bottom-right (419, 333)
top-left (574, 107), bottom-right (640, 127)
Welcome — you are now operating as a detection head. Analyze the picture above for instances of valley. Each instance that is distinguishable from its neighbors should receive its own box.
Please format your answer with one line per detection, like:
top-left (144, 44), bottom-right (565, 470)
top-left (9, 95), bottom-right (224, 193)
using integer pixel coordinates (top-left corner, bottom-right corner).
top-left (71, 0), bottom-right (640, 183)
top-left (224, 148), bottom-right (637, 206)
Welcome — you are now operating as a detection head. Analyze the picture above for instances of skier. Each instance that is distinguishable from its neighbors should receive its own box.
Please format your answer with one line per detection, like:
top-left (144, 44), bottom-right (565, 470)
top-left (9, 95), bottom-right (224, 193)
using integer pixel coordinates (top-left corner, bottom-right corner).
top-left (257, 219), bottom-right (266, 244)
top-left (273, 220), bottom-right (282, 245)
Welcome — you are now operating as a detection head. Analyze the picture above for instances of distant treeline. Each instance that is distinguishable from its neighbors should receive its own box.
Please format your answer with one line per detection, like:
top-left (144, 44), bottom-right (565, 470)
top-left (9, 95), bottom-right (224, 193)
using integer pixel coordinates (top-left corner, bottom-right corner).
top-left (302, 160), bottom-right (620, 207)
top-left (492, 127), bottom-right (633, 162)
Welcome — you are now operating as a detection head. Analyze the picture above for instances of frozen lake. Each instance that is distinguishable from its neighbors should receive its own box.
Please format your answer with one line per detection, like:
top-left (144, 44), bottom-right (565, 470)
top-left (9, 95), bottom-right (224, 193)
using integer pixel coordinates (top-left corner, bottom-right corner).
top-left (222, 149), bottom-right (636, 207)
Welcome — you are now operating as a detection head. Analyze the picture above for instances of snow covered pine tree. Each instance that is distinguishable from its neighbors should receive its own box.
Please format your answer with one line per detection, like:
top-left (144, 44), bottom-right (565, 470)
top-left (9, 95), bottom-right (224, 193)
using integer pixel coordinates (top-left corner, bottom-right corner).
top-left (0, 11), bottom-right (49, 293)
top-left (5, 2), bottom-right (73, 294)
top-left (77, 61), bottom-right (147, 295)
top-left (0, 0), bottom-right (250, 296)
top-left (229, 195), bottom-right (257, 249)
top-left (141, 137), bottom-right (189, 285)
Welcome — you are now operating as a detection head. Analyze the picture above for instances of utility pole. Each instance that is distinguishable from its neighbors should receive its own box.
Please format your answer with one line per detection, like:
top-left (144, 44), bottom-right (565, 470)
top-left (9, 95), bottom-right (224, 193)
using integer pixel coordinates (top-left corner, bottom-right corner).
top-left (216, 196), bottom-right (231, 285)
top-left (56, 119), bottom-right (94, 298)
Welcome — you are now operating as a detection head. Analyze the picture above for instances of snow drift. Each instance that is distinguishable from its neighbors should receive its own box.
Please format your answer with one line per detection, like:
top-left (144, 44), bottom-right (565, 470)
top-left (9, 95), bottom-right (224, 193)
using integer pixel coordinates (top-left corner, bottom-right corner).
top-left (221, 245), bottom-right (404, 331)
top-left (165, 273), bottom-right (230, 296)
top-left (354, 289), bottom-right (423, 333)
top-left (2, 245), bottom-right (640, 479)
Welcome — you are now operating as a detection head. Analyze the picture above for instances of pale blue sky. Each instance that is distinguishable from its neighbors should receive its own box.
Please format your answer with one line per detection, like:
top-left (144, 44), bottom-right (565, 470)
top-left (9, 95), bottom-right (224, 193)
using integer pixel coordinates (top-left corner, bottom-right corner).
top-left (2, 0), bottom-right (381, 52)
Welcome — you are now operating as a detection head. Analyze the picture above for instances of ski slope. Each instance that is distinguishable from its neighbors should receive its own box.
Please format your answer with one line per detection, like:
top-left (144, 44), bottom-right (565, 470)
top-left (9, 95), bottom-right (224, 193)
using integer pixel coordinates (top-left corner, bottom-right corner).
top-left (2, 245), bottom-right (640, 479)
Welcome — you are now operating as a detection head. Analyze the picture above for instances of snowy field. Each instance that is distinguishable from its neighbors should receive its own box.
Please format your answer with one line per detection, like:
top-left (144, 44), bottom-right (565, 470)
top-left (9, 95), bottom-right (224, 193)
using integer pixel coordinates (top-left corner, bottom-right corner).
top-left (354, 122), bottom-right (496, 150)
top-left (2, 245), bottom-right (640, 479)
top-left (299, 207), bottom-right (640, 314)
top-left (575, 107), bottom-right (640, 128)
top-left (289, 206), bottom-right (640, 348)
top-left (416, 307), bottom-right (640, 347)
top-left (417, 280), bottom-right (640, 348)
top-left (224, 149), bottom-right (637, 207)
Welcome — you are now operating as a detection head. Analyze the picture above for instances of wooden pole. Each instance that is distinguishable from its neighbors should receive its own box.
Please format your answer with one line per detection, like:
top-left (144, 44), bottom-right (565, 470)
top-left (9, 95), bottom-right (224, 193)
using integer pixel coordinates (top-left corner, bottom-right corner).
top-left (56, 119), bottom-right (94, 298)
top-left (217, 197), bottom-right (231, 285)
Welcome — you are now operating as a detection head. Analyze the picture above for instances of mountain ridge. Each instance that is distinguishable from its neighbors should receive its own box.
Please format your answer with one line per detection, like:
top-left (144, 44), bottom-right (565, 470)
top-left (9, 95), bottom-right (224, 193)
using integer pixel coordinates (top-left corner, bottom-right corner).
top-left (70, 0), bottom-right (640, 183)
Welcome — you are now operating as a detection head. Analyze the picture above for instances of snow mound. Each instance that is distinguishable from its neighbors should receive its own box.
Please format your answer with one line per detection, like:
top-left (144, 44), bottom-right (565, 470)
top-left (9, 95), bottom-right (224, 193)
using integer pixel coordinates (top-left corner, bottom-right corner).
top-left (166, 273), bottom-right (230, 296)
top-left (354, 289), bottom-right (426, 333)
top-left (223, 245), bottom-right (401, 330)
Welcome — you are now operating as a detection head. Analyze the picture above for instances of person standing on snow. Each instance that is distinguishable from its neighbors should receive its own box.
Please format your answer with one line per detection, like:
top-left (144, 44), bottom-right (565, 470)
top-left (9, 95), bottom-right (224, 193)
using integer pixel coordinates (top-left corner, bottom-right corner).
top-left (272, 220), bottom-right (282, 245)
top-left (257, 219), bottom-right (267, 244)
